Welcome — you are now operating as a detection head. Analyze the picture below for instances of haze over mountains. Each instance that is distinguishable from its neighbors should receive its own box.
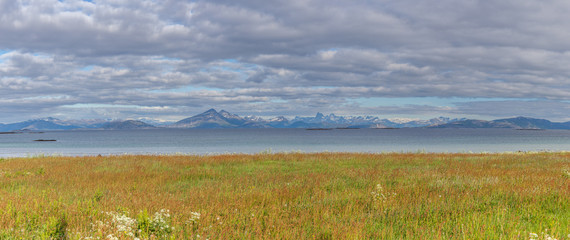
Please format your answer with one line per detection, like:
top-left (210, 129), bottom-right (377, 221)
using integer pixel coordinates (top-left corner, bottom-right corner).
top-left (1, 109), bottom-right (569, 131)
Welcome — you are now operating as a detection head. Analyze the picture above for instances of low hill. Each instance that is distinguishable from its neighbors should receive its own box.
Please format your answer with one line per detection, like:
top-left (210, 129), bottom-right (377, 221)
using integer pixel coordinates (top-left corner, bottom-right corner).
top-left (430, 117), bottom-right (570, 129)
top-left (0, 118), bottom-right (82, 131)
top-left (101, 120), bottom-right (155, 130)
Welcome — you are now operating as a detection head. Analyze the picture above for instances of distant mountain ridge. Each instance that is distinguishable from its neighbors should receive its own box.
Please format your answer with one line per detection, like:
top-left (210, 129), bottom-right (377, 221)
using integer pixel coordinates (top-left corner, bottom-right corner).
top-left (101, 120), bottom-right (155, 130)
top-left (166, 109), bottom-right (474, 129)
top-left (430, 117), bottom-right (570, 129)
top-left (0, 118), bottom-right (144, 131)
top-left (0, 117), bottom-right (105, 131)
top-left (0, 110), bottom-right (568, 131)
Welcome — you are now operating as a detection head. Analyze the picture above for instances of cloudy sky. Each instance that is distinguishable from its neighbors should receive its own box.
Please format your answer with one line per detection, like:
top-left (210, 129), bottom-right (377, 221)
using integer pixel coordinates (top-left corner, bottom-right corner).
top-left (1, 0), bottom-right (569, 123)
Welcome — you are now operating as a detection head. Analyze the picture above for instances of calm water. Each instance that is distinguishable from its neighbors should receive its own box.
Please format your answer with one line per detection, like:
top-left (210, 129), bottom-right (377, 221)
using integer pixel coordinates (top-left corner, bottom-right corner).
top-left (0, 128), bottom-right (569, 157)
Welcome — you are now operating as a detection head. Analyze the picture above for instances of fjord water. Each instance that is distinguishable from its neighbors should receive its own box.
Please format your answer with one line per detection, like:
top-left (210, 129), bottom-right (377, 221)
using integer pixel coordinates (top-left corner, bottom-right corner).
top-left (0, 128), bottom-right (568, 157)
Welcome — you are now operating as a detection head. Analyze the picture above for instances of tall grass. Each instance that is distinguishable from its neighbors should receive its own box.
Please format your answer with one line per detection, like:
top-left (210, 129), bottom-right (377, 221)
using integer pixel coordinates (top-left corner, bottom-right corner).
top-left (0, 152), bottom-right (568, 239)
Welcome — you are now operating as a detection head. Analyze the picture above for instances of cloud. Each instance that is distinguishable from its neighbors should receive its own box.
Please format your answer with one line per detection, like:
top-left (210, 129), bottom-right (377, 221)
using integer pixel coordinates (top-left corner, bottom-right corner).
top-left (0, 0), bottom-right (569, 122)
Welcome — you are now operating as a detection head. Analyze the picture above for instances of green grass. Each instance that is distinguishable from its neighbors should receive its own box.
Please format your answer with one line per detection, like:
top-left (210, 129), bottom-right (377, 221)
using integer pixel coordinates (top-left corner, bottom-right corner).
top-left (0, 152), bottom-right (569, 239)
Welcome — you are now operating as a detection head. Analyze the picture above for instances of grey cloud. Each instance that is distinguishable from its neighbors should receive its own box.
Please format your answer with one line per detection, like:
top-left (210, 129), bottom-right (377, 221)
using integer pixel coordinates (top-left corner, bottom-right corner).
top-left (1, 0), bottom-right (570, 121)
top-left (0, 0), bottom-right (196, 57)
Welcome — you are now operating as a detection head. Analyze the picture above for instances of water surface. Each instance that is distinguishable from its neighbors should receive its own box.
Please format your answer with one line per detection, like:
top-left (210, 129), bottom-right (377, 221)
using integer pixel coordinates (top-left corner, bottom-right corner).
top-left (0, 128), bottom-right (568, 157)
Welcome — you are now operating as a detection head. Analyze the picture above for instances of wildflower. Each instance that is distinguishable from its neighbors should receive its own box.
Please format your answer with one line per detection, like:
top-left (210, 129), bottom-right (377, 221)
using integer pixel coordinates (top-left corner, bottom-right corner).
top-left (371, 184), bottom-right (387, 202)
top-left (529, 232), bottom-right (538, 240)
top-left (100, 211), bottom-right (138, 238)
top-left (544, 234), bottom-right (557, 240)
top-left (107, 211), bottom-right (137, 234)
top-left (152, 209), bottom-right (171, 226)
top-left (188, 212), bottom-right (201, 224)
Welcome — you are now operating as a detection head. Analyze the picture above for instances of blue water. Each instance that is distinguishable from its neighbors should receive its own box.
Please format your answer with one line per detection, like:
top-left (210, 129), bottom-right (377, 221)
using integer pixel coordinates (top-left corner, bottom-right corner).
top-left (0, 128), bottom-right (568, 157)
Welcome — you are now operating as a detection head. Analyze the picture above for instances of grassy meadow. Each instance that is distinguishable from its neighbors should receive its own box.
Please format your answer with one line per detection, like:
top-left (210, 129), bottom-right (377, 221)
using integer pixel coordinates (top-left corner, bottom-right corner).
top-left (0, 152), bottom-right (569, 239)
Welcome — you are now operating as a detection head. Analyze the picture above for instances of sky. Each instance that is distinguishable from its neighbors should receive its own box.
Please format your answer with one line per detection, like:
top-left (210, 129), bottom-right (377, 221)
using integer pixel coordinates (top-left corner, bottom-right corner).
top-left (0, 0), bottom-right (569, 123)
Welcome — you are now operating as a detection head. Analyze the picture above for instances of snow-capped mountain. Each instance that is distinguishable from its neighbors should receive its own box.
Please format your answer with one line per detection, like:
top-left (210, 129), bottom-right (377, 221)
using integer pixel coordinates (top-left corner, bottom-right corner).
top-left (3, 109), bottom-right (565, 131)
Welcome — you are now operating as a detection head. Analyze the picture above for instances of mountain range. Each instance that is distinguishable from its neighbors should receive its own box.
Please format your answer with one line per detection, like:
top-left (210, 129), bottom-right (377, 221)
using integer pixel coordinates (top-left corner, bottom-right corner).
top-left (0, 109), bottom-right (569, 131)
top-left (430, 117), bottom-right (570, 129)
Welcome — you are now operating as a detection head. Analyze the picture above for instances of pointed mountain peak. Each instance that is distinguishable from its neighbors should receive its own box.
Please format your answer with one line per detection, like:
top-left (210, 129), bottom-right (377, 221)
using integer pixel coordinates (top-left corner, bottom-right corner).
top-left (197, 109), bottom-right (223, 118)
top-left (173, 109), bottom-right (231, 127)
top-left (193, 109), bottom-right (223, 118)
top-left (204, 108), bottom-right (218, 114)
top-left (315, 112), bottom-right (324, 119)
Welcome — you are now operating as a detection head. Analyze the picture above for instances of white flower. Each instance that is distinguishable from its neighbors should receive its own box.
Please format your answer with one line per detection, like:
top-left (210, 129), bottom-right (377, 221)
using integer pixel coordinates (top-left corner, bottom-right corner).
top-left (188, 212), bottom-right (201, 223)
top-left (371, 184), bottom-right (387, 202)
top-left (102, 211), bottom-right (137, 238)
top-left (106, 234), bottom-right (118, 240)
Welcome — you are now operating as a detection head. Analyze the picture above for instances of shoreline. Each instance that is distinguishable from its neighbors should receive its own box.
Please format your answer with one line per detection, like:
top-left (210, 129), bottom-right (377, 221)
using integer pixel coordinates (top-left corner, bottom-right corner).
top-left (2, 150), bottom-right (569, 159)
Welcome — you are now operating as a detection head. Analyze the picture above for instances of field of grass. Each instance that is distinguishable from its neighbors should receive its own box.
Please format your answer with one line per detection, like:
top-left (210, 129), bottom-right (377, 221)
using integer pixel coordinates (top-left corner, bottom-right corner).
top-left (0, 152), bottom-right (569, 239)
